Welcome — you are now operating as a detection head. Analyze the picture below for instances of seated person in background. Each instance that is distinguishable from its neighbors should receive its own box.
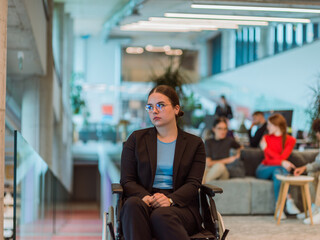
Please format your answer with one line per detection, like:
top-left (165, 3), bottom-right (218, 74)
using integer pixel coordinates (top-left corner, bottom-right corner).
top-left (256, 113), bottom-right (300, 218)
top-left (120, 85), bottom-right (205, 240)
top-left (203, 117), bottom-right (243, 183)
top-left (294, 119), bottom-right (320, 224)
top-left (248, 111), bottom-right (267, 148)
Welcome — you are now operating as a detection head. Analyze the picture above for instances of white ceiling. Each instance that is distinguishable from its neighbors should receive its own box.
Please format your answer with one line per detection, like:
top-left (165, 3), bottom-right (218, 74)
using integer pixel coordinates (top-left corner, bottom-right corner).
top-left (7, 0), bottom-right (320, 76)
top-left (56, 0), bottom-right (320, 48)
top-left (110, 0), bottom-right (320, 47)
top-left (55, 0), bottom-right (131, 36)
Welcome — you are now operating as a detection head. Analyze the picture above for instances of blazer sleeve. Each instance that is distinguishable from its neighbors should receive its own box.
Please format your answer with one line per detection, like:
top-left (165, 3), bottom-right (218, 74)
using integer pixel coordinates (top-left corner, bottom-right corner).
top-left (167, 138), bottom-right (206, 207)
top-left (120, 132), bottom-right (150, 199)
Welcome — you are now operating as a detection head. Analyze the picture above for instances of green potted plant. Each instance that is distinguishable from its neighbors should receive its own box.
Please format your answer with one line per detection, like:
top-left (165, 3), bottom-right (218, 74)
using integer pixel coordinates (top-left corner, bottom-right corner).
top-left (150, 57), bottom-right (203, 128)
top-left (306, 79), bottom-right (320, 144)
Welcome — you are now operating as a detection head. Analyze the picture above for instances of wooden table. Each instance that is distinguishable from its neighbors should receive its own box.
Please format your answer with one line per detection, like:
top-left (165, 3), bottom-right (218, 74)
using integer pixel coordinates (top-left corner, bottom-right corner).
top-left (274, 175), bottom-right (314, 225)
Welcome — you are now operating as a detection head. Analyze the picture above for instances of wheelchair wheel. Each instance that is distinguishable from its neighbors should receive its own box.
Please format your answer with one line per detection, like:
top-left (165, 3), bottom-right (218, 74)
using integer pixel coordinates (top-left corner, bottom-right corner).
top-left (106, 206), bottom-right (115, 240)
top-left (217, 211), bottom-right (226, 239)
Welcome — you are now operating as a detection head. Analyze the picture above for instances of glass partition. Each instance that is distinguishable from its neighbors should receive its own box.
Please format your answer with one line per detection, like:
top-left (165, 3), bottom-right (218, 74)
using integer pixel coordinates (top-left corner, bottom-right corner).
top-left (13, 131), bottom-right (70, 239)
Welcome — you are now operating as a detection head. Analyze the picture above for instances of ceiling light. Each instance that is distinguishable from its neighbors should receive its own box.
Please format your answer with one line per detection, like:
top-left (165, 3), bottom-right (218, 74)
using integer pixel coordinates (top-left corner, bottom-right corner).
top-left (138, 21), bottom-right (219, 30)
top-left (191, 4), bottom-right (320, 14)
top-left (165, 13), bottom-right (311, 23)
top-left (126, 47), bottom-right (144, 54)
top-left (121, 24), bottom-right (193, 32)
top-left (146, 45), bottom-right (171, 52)
top-left (149, 17), bottom-right (268, 26)
top-left (165, 49), bottom-right (183, 56)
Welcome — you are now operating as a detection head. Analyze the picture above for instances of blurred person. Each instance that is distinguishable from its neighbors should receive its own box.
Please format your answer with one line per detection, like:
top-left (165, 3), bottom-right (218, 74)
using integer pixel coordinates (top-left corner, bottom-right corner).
top-left (203, 117), bottom-right (244, 183)
top-left (256, 113), bottom-right (300, 218)
top-left (294, 119), bottom-right (320, 224)
top-left (214, 95), bottom-right (233, 120)
top-left (248, 111), bottom-right (267, 148)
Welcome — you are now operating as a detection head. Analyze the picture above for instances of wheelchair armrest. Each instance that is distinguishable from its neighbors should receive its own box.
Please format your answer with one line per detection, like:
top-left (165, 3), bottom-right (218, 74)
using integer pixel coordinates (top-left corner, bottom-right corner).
top-left (200, 184), bottom-right (223, 197)
top-left (112, 183), bottom-right (123, 194)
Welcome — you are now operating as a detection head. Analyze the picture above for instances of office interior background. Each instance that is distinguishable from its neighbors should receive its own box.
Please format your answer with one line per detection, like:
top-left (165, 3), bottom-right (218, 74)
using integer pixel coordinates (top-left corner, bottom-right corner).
top-left (1, 0), bottom-right (320, 239)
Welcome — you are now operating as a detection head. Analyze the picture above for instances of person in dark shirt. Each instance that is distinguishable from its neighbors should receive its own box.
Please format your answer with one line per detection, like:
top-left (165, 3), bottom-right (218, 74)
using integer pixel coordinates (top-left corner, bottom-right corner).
top-left (214, 95), bottom-right (233, 120)
top-left (248, 111), bottom-right (267, 148)
top-left (203, 117), bottom-right (242, 183)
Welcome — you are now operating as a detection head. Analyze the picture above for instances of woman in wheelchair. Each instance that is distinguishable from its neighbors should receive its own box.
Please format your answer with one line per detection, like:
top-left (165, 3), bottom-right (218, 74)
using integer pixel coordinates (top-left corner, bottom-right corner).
top-left (120, 85), bottom-right (206, 240)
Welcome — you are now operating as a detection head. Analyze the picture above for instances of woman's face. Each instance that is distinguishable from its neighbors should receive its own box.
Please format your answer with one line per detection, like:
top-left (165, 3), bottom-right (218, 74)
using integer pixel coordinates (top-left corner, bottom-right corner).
top-left (147, 92), bottom-right (179, 127)
top-left (212, 122), bottom-right (228, 140)
top-left (267, 121), bottom-right (280, 135)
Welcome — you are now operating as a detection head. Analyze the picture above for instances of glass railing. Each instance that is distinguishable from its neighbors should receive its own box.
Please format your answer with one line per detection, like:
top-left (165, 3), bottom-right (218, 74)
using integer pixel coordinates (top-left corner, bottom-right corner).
top-left (13, 131), bottom-right (70, 239)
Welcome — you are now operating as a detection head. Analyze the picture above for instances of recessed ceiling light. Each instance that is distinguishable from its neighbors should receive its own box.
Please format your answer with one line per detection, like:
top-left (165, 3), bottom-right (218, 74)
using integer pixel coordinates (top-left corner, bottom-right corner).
top-left (146, 45), bottom-right (171, 52)
top-left (191, 4), bottom-right (320, 14)
top-left (165, 49), bottom-right (183, 56)
top-left (164, 13), bottom-right (311, 23)
top-left (126, 47), bottom-right (144, 54)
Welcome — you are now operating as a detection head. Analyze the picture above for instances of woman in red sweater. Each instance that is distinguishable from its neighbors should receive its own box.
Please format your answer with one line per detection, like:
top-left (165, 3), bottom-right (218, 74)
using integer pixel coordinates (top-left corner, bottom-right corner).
top-left (256, 113), bottom-right (300, 217)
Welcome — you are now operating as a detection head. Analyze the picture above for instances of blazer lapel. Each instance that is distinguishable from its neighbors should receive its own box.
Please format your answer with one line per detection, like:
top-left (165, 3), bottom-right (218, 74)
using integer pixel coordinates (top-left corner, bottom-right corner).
top-left (145, 127), bottom-right (157, 185)
top-left (172, 128), bottom-right (187, 188)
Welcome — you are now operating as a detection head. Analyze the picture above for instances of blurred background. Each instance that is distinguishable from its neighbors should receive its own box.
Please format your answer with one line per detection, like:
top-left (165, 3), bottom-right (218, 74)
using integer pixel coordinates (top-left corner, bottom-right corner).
top-left (2, 0), bottom-right (320, 239)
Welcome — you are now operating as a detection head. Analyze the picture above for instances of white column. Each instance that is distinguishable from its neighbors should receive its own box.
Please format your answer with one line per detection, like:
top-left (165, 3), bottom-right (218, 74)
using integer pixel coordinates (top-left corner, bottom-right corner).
top-left (0, 1), bottom-right (8, 238)
top-left (39, 0), bottom-right (54, 170)
top-left (21, 78), bottom-right (40, 152)
top-left (221, 30), bottom-right (236, 71)
top-left (258, 26), bottom-right (275, 58)
top-left (113, 42), bottom-right (122, 124)
top-left (21, 79), bottom-right (41, 225)
top-left (198, 43), bottom-right (209, 78)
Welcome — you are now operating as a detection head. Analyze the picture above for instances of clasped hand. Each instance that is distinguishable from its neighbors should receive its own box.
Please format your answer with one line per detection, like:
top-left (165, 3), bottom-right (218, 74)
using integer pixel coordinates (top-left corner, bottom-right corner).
top-left (142, 193), bottom-right (171, 208)
top-left (281, 160), bottom-right (296, 172)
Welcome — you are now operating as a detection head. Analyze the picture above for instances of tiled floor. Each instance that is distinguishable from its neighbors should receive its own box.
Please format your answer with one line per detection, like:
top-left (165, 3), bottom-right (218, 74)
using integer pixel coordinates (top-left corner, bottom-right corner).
top-left (223, 215), bottom-right (320, 240)
top-left (16, 202), bottom-right (102, 240)
top-left (53, 209), bottom-right (102, 239)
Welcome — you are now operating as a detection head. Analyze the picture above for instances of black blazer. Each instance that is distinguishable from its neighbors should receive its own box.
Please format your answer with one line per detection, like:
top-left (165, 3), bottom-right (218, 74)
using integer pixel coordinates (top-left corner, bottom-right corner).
top-left (120, 127), bottom-right (206, 227)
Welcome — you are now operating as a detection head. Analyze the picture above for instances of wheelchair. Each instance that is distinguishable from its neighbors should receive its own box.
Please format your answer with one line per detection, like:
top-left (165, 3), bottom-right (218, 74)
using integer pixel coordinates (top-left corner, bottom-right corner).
top-left (103, 183), bottom-right (229, 240)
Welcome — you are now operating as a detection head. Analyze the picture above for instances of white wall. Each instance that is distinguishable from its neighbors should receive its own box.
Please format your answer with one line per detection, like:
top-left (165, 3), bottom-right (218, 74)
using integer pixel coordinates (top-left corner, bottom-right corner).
top-left (201, 40), bottom-right (320, 130)
top-left (74, 34), bottom-right (122, 124)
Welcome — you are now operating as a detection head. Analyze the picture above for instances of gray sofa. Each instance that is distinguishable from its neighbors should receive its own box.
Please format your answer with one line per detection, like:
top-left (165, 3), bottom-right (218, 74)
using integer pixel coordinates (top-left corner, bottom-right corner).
top-left (207, 148), bottom-right (319, 215)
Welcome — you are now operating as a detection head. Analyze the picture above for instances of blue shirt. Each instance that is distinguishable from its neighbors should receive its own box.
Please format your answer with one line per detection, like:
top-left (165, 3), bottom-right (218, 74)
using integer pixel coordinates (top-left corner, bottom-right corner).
top-left (152, 139), bottom-right (176, 189)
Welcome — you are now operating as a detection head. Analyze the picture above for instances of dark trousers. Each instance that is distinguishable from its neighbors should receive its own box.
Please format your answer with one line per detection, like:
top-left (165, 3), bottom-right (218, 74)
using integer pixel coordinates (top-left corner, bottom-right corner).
top-left (120, 196), bottom-right (199, 240)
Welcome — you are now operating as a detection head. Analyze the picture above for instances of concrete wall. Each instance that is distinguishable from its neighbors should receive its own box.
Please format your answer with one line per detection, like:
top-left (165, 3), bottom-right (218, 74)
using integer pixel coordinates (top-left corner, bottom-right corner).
top-left (23, 0), bottom-right (47, 73)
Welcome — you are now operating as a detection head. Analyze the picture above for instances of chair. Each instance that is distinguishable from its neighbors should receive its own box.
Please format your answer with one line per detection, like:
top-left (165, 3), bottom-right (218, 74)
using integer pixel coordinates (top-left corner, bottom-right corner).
top-left (103, 183), bottom-right (229, 240)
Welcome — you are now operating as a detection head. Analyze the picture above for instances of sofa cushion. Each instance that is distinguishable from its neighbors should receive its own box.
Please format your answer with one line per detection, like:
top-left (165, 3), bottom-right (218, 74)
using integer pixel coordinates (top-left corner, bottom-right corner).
top-left (240, 148), bottom-right (264, 176)
top-left (207, 178), bottom-right (251, 214)
top-left (300, 150), bottom-right (319, 164)
top-left (288, 151), bottom-right (308, 167)
top-left (249, 178), bottom-right (275, 214)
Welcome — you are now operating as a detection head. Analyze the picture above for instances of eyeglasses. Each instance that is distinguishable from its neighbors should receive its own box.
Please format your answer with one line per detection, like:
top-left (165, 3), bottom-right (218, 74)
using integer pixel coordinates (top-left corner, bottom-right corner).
top-left (216, 127), bottom-right (228, 131)
top-left (145, 103), bottom-right (169, 112)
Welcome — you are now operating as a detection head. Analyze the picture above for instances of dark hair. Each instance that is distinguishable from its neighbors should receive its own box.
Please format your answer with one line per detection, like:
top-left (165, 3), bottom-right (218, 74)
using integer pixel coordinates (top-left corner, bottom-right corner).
top-left (253, 111), bottom-right (264, 117)
top-left (213, 117), bottom-right (228, 128)
top-left (148, 85), bottom-right (184, 118)
top-left (312, 119), bottom-right (320, 132)
top-left (268, 113), bottom-right (287, 149)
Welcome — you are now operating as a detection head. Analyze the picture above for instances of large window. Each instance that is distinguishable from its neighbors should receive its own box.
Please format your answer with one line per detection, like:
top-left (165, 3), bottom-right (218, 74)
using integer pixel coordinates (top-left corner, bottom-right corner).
top-left (235, 27), bottom-right (258, 67)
